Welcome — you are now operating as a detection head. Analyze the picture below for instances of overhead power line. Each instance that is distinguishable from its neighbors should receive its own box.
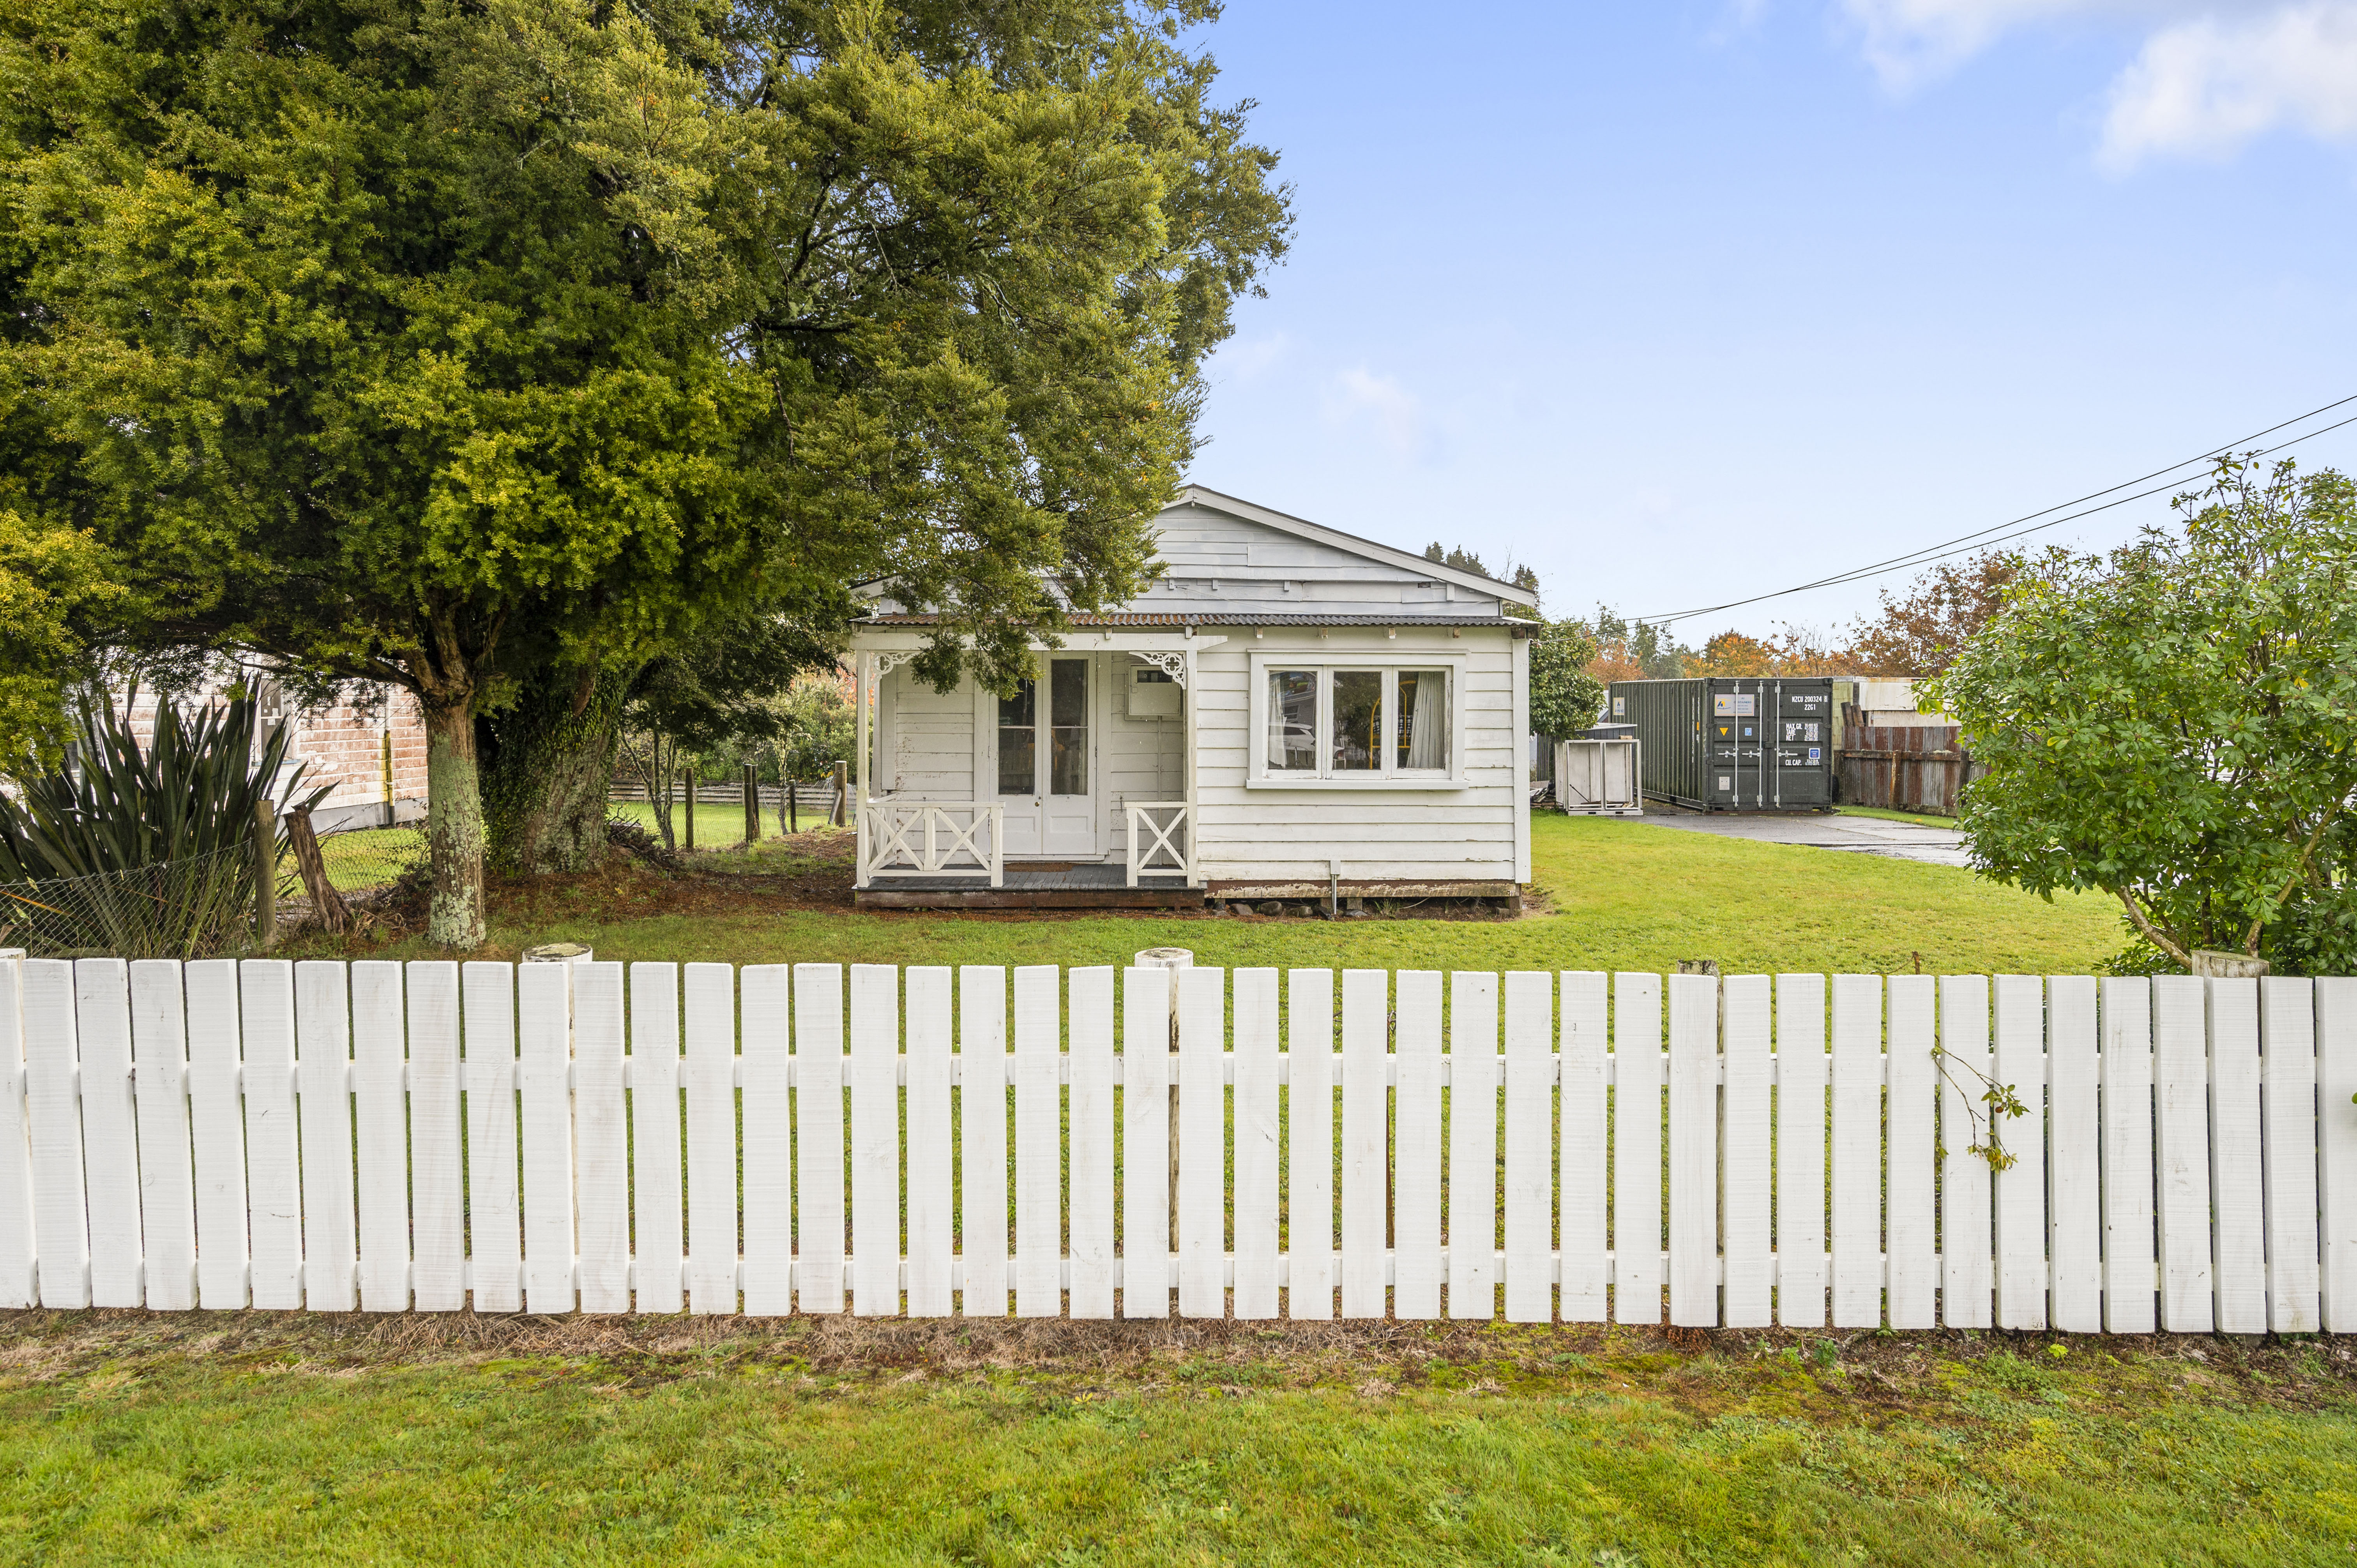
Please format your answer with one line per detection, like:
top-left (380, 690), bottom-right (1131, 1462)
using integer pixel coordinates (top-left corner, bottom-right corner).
top-left (1632, 395), bottom-right (2357, 627)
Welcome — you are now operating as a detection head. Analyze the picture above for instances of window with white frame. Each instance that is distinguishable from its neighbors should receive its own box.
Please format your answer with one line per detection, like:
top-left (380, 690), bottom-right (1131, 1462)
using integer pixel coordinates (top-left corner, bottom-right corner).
top-left (1254, 661), bottom-right (1458, 783)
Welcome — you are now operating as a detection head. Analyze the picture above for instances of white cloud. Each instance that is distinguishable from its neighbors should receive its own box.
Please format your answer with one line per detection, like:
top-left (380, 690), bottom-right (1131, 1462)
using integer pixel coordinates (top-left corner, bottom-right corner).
top-left (1839, 0), bottom-right (2120, 87)
top-left (1208, 331), bottom-right (1292, 384)
top-left (1834, 0), bottom-right (2357, 167)
top-left (1321, 367), bottom-right (1435, 461)
top-left (2099, 4), bottom-right (2357, 167)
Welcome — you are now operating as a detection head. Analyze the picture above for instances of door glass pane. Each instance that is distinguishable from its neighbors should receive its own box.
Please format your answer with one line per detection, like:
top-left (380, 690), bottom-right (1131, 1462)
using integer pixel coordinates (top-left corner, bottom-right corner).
top-left (997, 679), bottom-right (1036, 795)
top-left (1396, 669), bottom-right (1450, 770)
top-left (1266, 670), bottom-right (1317, 770)
top-left (1049, 659), bottom-right (1088, 796)
top-left (1330, 671), bottom-right (1382, 772)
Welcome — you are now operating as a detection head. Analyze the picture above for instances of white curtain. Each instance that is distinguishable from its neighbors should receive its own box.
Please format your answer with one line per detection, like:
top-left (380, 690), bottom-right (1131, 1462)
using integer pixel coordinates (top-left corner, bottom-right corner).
top-left (1406, 671), bottom-right (1446, 770)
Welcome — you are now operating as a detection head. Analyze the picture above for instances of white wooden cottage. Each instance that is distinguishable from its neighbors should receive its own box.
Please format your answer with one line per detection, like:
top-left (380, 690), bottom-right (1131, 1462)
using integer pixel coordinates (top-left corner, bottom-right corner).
top-left (848, 486), bottom-right (1535, 909)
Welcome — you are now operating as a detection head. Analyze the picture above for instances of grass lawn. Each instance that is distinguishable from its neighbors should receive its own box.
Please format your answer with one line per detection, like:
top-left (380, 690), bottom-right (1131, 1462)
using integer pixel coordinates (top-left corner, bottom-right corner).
top-left (329, 810), bottom-right (2127, 977)
top-left (4, 1313), bottom-right (2350, 1565)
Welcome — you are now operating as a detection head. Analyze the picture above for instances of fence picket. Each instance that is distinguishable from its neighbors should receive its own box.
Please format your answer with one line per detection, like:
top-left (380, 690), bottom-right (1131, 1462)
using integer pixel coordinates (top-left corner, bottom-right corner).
top-left (460, 962), bottom-right (522, 1314)
top-left (573, 964), bottom-right (630, 1314)
top-left (352, 961), bottom-right (411, 1312)
top-left (1067, 968), bottom-right (1117, 1319)
top-left (1721, 976), bottom-right (1771, 1328)
top-left (1014, 965), bottom-right (1062, 1318)
top-left (789, 964), bottom-right (843, 1314)
top-left (1233, 968), bottom-right (1281, 1321)
top-left (1830, 975), bottom-right (1882, 1328)
top-left (127, 962), bottom-right (195, 1311)
top-left (21, 961), bottom-right (86, 1309)
top-left (1502, 971), bottom-right (1554, 1324)
top-left (1776, 974), bottom-right (1826, 1328)
top-left (630, 964), bottom-right (686, 1314)
top-left (686, 964), bottom-right (742, 1312)
top-left (0, 959), bottom-right (31, 1310)
top-left (906, 967), bottom-right (958, 1318)
top-left (2048, 976), bottom-right (2101, 1333)
top-left (857, 964), bottom-right (908, 1317)
top-left (1938, 976), bottom-right (1991, 1328)
top-left (184, 960), bottom-right (247, 1310)
top-left (1992, 975), bottom-right (2048, 1330)
top-left (408, 964), bottom-right (464, 1312)
top-left (2260, 978), bottom-right (2321, 1334)
top-left (2152, 975), bottom-right (2215, 1331)
top-left (1614, 973), bottom-right (1663, 1325)
top-left (1176, 967), bottom-right (1227, 1317)
top-left (1117, 966), bottom-right (1165, 1318)
top-left (2099, 978), bottom-right (2157, 1334)
top-left (290, 961), bottom-right (357, 1312)
top-left (1668, 973), bottom-right (1717, 1327)
top-left (1885, 976), bottom-right (1936, 1330)
top-left (1449, 973), bottom-right (1500, 1320)
top-left (962, 966), bottom-right (1009, 1318)
top-left (2209, 978), bottom-right (2267, 1335)
top-left (76, 961), bottom-right (142, 1308)
top-left (1340, 969), bottom-right (1389, 1319)
top-left (740, 965), bottom-right (792, 1315)
top-left (1287, 969), bottom-right (1337, 1321)
top-left (517, 961), bottom-right (574, 1314)
top-left (1394, 971), bottom-right (1444, 1320)
top-left (1561, 972), bottom-right (1609, 1322)
top-left (2321, 978), bottom-right (2357, 1334)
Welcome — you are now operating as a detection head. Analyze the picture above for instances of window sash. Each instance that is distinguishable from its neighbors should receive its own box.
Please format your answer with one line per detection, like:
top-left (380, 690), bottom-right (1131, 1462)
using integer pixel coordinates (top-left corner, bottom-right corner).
top-left (1257, 664), bottom-right (1454, 781)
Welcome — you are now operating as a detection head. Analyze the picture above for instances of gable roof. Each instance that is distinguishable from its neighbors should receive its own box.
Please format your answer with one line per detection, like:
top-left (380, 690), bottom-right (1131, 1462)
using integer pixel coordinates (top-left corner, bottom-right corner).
top-left (1170, 486), bottom-right (1525, 600)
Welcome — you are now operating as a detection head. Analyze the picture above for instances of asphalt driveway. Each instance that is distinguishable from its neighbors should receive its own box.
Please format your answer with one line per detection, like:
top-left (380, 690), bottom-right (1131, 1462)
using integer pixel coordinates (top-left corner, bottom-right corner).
top-left (1620, 808), bottom-right (1972, 868)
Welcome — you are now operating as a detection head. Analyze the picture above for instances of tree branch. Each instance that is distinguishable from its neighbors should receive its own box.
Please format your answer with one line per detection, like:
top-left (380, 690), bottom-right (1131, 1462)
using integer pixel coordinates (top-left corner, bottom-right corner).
top-left (2118, 886), bottom-right (2193, 968)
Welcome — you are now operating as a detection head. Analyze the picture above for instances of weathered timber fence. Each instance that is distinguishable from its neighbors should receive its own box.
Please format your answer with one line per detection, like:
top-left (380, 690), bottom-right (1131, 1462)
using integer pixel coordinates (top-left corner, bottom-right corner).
top-left (1, 956), bottom-right (2353, 1331)
top-left (1839, 706), bottom-right (1985, 815)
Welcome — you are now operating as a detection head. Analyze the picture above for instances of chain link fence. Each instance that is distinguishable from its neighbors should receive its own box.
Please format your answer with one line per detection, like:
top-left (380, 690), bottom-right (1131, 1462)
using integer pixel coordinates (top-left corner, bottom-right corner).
top-left (310, 825), bottom-right (427, 897)
top-left (0, 844), bottom-right (257, 961)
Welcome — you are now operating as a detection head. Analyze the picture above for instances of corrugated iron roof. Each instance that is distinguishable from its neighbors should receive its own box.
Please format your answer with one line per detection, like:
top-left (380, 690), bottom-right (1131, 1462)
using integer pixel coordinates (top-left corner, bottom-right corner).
top-left (859, 612), bottom-right (1527, 629)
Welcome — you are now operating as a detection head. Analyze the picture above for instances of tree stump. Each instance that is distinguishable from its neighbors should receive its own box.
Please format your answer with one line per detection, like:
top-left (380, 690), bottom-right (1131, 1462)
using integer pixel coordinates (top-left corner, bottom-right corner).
top-left (287, 807), bottom-right (352, 934)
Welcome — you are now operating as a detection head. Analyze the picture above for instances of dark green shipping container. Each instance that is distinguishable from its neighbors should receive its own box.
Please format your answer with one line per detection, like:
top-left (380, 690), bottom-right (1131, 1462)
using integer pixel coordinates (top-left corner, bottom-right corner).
top-left (1604, 677), bottom-right (1847, 811)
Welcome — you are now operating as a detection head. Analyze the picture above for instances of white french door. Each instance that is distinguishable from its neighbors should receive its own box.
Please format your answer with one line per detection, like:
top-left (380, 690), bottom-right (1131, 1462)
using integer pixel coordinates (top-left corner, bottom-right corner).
top-left (989, 655), bottom-right (1097, 859)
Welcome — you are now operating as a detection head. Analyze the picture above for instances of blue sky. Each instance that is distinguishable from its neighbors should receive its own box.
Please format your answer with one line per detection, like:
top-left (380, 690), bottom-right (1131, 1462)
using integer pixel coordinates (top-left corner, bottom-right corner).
top-left (1182, 1), bottom-right (2357, 639)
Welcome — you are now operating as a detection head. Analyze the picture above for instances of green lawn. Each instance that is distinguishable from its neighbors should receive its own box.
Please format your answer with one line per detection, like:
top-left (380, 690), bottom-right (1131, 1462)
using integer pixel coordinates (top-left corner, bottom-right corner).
top-left (3, 1314), bottom-right (2348, 1565)
top-left (608, 798), bottom-right (806, 848)
top-left (352, 810), bottom-right (2127, 977)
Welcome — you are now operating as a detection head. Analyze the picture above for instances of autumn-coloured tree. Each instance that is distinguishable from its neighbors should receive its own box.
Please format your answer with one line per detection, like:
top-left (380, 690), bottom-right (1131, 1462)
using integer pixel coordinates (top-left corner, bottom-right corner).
top-left (1842, 552), bottom-right (2018, 676)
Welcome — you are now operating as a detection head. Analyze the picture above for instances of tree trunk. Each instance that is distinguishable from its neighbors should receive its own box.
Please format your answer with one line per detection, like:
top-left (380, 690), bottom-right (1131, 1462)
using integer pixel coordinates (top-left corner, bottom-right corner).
top-left (478, 665), bottom-right (634, 875)
top-left (424, 698), bottom-right (487, 950)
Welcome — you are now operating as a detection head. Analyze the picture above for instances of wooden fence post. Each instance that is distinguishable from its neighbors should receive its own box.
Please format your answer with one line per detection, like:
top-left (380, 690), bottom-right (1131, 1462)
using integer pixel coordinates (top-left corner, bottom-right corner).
top-left (742, 764), bottom-right (759, 846)
top-left (1134, 946), bottom-right (1193, 1264)
top-left (251, 800), bottom-right (277, 949)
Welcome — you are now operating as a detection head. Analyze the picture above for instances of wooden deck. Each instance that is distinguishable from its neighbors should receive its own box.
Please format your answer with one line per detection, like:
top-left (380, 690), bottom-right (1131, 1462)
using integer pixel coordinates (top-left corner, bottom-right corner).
top-left (854, 862), bottom-right (1202, 911)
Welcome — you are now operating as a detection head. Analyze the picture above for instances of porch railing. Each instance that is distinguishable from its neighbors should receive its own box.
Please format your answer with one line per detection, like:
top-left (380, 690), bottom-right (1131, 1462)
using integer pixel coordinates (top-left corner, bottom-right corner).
top-left (1124, 801), bottom-right (1191, 887)
top-left (858, 802), bottom-right (1004, 887)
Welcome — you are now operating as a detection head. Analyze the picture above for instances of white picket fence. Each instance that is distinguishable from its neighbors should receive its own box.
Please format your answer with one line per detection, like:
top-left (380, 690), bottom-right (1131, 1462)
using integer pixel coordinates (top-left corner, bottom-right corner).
top-left (1, 957), bottom-right (2352, 1330)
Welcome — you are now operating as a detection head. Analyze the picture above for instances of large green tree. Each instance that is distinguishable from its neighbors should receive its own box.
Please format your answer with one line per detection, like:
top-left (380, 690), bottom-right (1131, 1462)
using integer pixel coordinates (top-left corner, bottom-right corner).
top-left (1929, 459), bottom-right (2357, 974)
top-left (479, 0), bottom-right (1290, 875)
top-left (2, 0), bottom-right (1288, 942)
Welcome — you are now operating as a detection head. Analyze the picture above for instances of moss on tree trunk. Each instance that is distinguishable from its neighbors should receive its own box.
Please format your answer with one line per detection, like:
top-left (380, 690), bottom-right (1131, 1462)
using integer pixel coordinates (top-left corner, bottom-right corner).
top-left (478, 666), bottom-right (634, 876)
top-left (424, 699), bottom-right (486, 950)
